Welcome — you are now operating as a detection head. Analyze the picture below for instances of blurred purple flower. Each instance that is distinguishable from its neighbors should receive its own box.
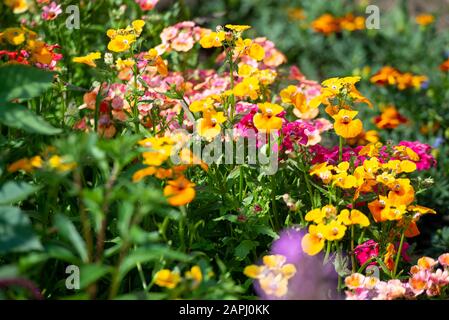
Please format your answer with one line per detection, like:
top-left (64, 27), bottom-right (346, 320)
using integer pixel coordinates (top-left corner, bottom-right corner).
top-left (254, 228), bottom-right (341, 300)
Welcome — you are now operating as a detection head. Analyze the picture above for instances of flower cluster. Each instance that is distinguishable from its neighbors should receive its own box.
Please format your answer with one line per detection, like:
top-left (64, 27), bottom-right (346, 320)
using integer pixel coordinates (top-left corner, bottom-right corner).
top-left (8, 148), bottom-right (76, 174)
top-left (374, 106), bottom-right (408, 129)
top-left (159, 21), bottom-right (204, 53)
top-left (155, 265), bottom-right (204, 289)
top-left (312, 13), bottom-right (365, 35)
top-left (244, 255), bottom-right (296, 297)
top-left (0, 26), bottom-right (62, 70)
top-left (370, 66), bottom-right (428, 90)
top-left (345, 254), bottom-right (449, 300)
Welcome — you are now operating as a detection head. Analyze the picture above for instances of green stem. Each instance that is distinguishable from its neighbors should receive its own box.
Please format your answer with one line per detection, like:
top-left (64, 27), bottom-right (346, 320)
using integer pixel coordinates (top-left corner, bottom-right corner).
top-left (393, 230), bottom-right (406, 277)
top-left (238, 165), bottom-right (244, 203)
top-left (351, 225), bottom-right (356, 273)
top-left (179, 206), bottom-right (187, 252)
top-left (338, 136), bottom-right (344, 162)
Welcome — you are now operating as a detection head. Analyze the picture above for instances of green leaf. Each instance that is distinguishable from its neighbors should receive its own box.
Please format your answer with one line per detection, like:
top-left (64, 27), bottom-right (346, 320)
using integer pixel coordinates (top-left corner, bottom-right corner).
top-left (0, 102), bottom-right (61, 135)
top-left (53, 214), bottom-right (88, 263)
top-left (79, 264), bottom-right (112, 290)
top-left (0, 181), bottom-right (39, 205)
top-left (0, 64), bottom-right (54, 102)
top-left (119, 246), bottom-right (190, 280)
top-left (0, 205), bottom-right (42, 254)
top-left (253, 225), bottom-right (279, 239)
top-left (234, 240), bottom-right (259, 260)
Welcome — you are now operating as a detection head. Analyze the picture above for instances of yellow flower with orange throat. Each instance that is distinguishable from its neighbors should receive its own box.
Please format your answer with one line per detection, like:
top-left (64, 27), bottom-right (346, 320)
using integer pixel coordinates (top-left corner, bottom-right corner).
top-left (73, 52), bottom-right (102, 67)
top-left (199, 31), bottom-right (226, 48)
top-left (332, 109), bottom-right (363, 138)
top-left (197, 110), bottom-right (227, 139)
top-left (253, 102), bottom-right (284, 132)
top-left (234, 38), bottom-right (265, 61)
top-left (144, 48), bottom-right (168, 76)
top-left (106, 20), bottom-right (145, 53)
top-left (233, 76), bottom-right (260, 100)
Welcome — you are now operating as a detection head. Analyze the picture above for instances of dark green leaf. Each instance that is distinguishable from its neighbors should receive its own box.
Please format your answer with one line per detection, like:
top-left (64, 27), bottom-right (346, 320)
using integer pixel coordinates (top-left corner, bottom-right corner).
top-left (0, 181), bottom-right (38, 205)
top-left (0, 205), bottom-right (42, 254)
top-left (0, 102), bottom-right (61, 135)
top-left (53, 214), bottom-right (88, 263)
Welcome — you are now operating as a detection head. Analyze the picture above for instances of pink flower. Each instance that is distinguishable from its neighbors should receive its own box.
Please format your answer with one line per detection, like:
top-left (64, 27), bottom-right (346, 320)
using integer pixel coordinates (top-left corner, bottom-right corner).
top-left (41, 2), bottom-right (62, 21)
top-left (135, 0), bottom-right (159, 11)
top-left (354, 240), bottom-right (379, 267)
top-left (397, 141), bottom-right (436, 170)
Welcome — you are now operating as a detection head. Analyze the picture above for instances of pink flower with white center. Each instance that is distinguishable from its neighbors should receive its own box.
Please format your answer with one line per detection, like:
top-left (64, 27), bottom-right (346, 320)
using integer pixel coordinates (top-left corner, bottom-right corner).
top-left (41, 2), bottom-right (62, 21)
top-left (135, 0), bottom-right (159, 11)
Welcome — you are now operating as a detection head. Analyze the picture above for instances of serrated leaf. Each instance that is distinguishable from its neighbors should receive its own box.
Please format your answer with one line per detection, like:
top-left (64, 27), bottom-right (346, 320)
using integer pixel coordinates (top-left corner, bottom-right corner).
top-left (0, 205), bottom-right (42, 254)
top-left (0, 181), bottom-right (38, 205)
top-left (0, 102), bottom-right (61, 135)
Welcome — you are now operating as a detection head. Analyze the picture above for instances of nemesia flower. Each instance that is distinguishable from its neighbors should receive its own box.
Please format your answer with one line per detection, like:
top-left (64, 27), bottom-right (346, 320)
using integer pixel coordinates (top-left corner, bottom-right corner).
top-left (374, 106), bottom-right (407, 129)
top-left (244, 254), bottom-right (296, 298)
top-left (163, 176), bottom-right (196, 206)
top-left (72, 52), bottom-right (101, 67)
top-left (154, 269), bottom-right (181, 289)
top-left (4, 0), bottom-right (29, 14)
top-left (199, 31), bottom-right (225, 49)
top-left (353, 240), bottom-right (379, 266)
top-left (135, 0), bottom-right (159, 11)
top-left (253, 102), bottom-right (284, 132)
top-left (332, 109), bottom-right (363, 138)
top-left (415, 14), bottom-right (435, 26)
top-left (41, 2), bottom-right (62, 21)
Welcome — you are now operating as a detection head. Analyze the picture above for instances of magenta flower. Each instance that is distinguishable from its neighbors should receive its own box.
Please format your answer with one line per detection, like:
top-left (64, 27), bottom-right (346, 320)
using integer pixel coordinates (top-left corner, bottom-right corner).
top-left (354, 240), bottom-right (379, 267)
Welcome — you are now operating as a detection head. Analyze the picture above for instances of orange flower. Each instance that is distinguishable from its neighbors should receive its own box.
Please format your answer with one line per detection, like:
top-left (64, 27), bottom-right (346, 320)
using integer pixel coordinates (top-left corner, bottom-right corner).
top-left (415, 14), bottom-right (435, 26)
top-left (374, 106), bottom-right (407, 129)
top-left (144, 49), bottom-right (168, 76)
top-left (163, 176), bottom-right (196, 206)
top-left (311, 14), bottom-right (340, 35)
top-left (440, 59), bottom-right (449, 72)
top-left (332, 109), bottom-right (363, 138)
top-left (347, 130), bottom-right (379, 146)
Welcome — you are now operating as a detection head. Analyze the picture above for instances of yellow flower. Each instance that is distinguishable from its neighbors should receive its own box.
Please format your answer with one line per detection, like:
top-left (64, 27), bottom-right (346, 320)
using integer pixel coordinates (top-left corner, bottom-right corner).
top-left (48, 155), bottom-right (76, 172)
top-left (309, 162), bottom-right (334, 184)
top-left (154, 269), bottom-right (181, 289)
top-left (321, 220), bottom-right (347, 241)
top-left (199, 31), bottom-right (225, 48)
top-left (7, 156), bottom-right (42, 173)
top-left (144, 48), bottom-right (168, 76)
top-left (163, 176), bottom-right (196, 206)
top-left (4, 0), bottom-right (29, 14)
top-left (253, 102), bottom-right (284, 132)
top-left (115, 58), bottom-right (135, 70)
top-left (2, 27), bottom-right (25, 45)
top-left (234, 76), bottom-right (260, 100)
top-left (243, 265), bottom-right (264, 279)
top-left (73, 52), bottom-right (102, 67)
top-left (197, 110), bottom-right (227, 139)
top-left (280, 85), bottom-right (310, 114)
top-left (235, 38), bottom-right (265, 61)
top-left (301, 225), bottom-right (325, 255)
top-left (305, 208), bottom-right (325, 224)
top-left (332, 109), bottom-right (363, 138)
top-left (131, 20), bottom-right (146, 34)
top-left (185, 265), bottom-right (203, 286)
top-left (225, 24), bottom-right (251, 32)
top-left (338, 209), bottom-right (370, 227)
top-left (107, 35), bottom-right (135, 52)
top-left (189, 97), bottom-right (215, 113)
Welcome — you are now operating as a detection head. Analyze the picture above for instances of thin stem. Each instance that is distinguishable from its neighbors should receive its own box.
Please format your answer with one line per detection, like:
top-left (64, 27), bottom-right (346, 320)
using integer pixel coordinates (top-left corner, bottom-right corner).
top-left (393, 230), bottom-right (406, 277)
top-left (351, 225), bottom-right (356, 273)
